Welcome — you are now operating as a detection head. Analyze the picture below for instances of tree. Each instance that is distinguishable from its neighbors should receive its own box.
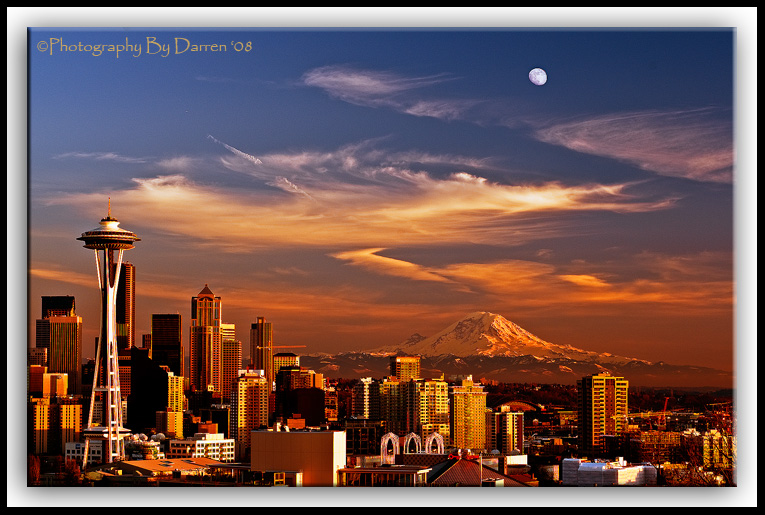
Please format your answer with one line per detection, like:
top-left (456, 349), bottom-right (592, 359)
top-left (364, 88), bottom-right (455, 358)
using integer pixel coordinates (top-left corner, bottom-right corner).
top-left (28, 455), bottom-right (41, 486)
top-left (662, 429), bottom-right (736, 486)
top-left (62, 458), bottom-right (82, 486)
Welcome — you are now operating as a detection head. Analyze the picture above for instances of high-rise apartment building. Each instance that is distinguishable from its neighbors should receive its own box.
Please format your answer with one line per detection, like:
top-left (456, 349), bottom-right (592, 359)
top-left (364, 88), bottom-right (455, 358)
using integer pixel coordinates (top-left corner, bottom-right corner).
top-left (250, 317), bottom-right (274, 387)
top-left (28, 396), bottom-right (83, 455)
top-left (487, 410), bottom-right (524, 455)
top-left (381, 376), bottom-right (450, 443)
top-left (577, 373), bottom-right (629, 457)
top-left (273, 352), bottom-right (300, 377)
top-left (115, 262), bottom-right (136, 352)
top-left (35, 297), bottom-right (82, 396)
top-left (390, 355), bottom-right (421, 381)
top-left (151, 313), bottom-right (184, 378)
top-left (42, 373), bottom-right (69, 398)
top-left (351, 377), bottom-right (382, 420)
top-left (230, 369), bottom-right (270, 461)
top-left (450, 376), bottom-right (487, 451)
top-left (221, 323), bottom-right (242, 402)
top-left (190, 285), bottom-right (222, 395)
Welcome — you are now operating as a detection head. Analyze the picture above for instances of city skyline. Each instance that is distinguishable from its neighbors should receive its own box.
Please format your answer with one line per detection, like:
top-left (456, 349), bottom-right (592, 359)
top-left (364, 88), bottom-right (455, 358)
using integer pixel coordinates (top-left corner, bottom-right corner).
top-left (11, 8), bottom-right (758, 508)
top-left (23, 14), bottom-right (750, 380)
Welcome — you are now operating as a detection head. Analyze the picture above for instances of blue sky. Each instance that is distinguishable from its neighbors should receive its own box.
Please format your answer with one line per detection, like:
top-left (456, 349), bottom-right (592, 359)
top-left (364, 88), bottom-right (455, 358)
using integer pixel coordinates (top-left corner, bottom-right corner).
top-left (25, 19), bottom-right (739, 373)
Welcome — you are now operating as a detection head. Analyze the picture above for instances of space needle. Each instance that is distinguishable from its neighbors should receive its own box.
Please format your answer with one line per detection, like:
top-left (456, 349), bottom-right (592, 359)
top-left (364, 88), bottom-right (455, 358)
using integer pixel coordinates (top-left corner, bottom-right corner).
top-left (77, 200), bottom-right (140, 466)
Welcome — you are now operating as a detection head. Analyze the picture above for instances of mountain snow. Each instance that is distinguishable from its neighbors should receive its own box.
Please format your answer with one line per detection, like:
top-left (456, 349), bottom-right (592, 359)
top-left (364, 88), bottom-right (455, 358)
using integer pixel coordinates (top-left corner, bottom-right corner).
top-left (375, 311), bottom-right (649, 365)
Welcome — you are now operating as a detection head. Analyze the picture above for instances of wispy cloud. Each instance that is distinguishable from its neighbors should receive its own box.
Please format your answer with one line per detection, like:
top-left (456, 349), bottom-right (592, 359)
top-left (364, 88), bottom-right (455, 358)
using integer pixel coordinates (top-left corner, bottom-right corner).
top-left (534, 108), bottom-right (733, 183)
top-left (47, 133), bottom-right (678, 253)
top-left (329, 250), bottom-right (733, 316)
top-left (53, 151), bottom-right (150, 164)
top-left (330, 248), bottom-right (456, 284)
top-left (302, 66), bottom-right (733, 184)
top-left (302, 65), bottom-right (478, 121)
top-left (302, 65), bottom-right (452, 105)
top-left (156, 156), bottom-right (202, 171)
top-left (207, 135), bottom-right (262, 165)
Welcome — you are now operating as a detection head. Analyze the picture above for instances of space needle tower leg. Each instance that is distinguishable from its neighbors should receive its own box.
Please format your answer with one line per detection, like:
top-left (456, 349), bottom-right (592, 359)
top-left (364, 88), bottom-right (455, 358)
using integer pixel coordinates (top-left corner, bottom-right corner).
top-left (78, 201), bottom-right (140, 466)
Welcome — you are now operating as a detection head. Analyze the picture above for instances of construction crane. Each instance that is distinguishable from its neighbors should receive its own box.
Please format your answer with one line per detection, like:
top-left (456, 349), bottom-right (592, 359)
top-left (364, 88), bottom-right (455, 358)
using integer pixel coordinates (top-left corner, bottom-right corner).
top-left (659, 396), bottom-right (671, 429)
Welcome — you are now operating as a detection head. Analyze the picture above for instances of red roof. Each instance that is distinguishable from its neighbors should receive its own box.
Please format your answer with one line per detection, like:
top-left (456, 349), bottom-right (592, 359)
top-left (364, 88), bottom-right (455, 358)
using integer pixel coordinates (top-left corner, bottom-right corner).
top-left (428, 457), bottom-right (530, 487)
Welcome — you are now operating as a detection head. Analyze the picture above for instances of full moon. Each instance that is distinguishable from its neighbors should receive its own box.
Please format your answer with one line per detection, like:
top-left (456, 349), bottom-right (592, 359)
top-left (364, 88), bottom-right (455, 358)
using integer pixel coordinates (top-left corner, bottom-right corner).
top-left (529, 68), bottom-right (547, 86)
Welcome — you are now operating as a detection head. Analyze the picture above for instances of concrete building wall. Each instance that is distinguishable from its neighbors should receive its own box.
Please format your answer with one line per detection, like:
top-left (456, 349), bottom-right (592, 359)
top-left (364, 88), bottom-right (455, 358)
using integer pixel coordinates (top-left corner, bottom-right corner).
top-left (250, 430), bottom-right (346, 487)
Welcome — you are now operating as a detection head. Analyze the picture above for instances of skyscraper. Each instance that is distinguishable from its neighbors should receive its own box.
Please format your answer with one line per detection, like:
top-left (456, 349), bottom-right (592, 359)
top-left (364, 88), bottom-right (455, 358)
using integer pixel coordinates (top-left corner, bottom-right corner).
top-left (221, 323), bottom-right (242, 402)
top-left (450, 376), bottom-right (487, 451)
top-left (230, 369), bottom-right (270, 461)
top-left (390, 355), bottom-right (421, 381)
top-left (273, 352), bottom-right (300, 377)
top-left (487, 410), bottom-right (524, 455)
top-left (151, 313), bottom-right (184, 378)
top-left (77, 202), bottom-right (140, 464)
top-left (577, 373), bottom-right (630, 458)
top-left (115, 262), bottom-right (136, 352)
top-left (250, 317), bottom-right (273, 386)
top-left (36, 296), bottom-right (82, 396)
top-left (381, 376), bottom-right (450, 443)
top-left (190, 285), bottom-right (222, 396)
top-left (351, 377), bottom-right (382, 420)
top-left (41, 295), bottom-right (76, 318)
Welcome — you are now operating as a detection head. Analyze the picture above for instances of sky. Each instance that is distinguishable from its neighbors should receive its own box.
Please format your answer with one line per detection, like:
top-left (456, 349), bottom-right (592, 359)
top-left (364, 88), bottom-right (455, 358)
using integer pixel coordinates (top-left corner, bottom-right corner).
top-left (24, 15), bottom-right (742, 375)
top-left (10, 7), bottom-right (758, 508)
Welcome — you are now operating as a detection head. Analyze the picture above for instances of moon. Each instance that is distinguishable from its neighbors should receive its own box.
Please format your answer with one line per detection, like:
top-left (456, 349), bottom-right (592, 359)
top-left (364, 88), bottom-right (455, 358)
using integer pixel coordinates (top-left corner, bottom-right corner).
top-left (529, 68), bottom-right (547, 86)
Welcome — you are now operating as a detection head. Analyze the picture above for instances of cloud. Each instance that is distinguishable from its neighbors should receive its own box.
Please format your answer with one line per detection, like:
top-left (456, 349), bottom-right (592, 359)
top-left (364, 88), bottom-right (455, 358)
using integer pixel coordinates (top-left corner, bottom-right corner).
top-left (301, 66), bottom-right (733, 183)
top-left (207, 135), bottom-right (263, 165)
top-left (302, 65), bottom-right (478, 121)
top-left (156, 156), bottom-right (201, 171)
top-left (558, 274), bottom-right (610, 288)
top-left (46, 142), bottom-right (677, 253)
top-left (302, 65), bottom-right (452, 104)
top-left (330, 248), bottom-right (455, 284)
top-left (328, 251), bottom-right (733, 316)
top-left (534, 108), bottom-right (733, 183)
top-left (53, 151), bottom-right (149, 164)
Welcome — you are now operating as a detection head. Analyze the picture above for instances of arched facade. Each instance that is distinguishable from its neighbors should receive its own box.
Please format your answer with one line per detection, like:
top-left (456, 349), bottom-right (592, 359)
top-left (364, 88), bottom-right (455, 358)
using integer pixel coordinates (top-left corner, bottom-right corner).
top-left (380, 432), bottom-right (399, 464)
top-left (403, 433), bottom-right (422, 454)
top-left (380, 431), bottom-right (446, 462)
top-left (424, 432), bottom-right (445, 454)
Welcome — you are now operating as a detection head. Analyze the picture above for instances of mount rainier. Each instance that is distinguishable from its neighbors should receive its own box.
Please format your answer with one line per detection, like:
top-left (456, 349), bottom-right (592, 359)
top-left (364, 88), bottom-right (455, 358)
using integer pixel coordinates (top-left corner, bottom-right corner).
top-left (299, 311), bottom-right (732, 388)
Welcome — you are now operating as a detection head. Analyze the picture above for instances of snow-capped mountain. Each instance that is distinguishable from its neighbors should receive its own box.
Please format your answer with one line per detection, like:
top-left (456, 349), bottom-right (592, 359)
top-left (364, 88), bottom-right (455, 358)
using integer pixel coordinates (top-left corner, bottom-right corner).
top-left (374, 311), bottom-right (649, 365)
top-left (299, 312), bottom-right (732, 387)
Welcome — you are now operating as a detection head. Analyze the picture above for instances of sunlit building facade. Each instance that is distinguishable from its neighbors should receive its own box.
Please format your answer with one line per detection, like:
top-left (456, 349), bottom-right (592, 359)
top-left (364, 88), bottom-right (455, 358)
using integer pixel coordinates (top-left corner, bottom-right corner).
top-left (487, 410), bottom-right (524, 455)
top-left (250, 317), bottom-right (274, 387)
top-left (35, 314), bottom-right (82, 396)
top-left (381, 376), bottom-right (450, 443)
top-left (230, 369), bottom-right (270, 461)
top-left (450, 376), bottom-right (487, 450)
top-left (391, 355), bottom-right (421, 381)
top-left (167, 433), bottom-right (235, 462)
top-left (28, 396), bottom-right (83, 455)
top-left (221, 323), bottom-right (242, 402)
top-left (352, 377), bottom-right (382, 420)
top-left (116, 262), bottom-right (136, 352)
top-left (577, 373), bottom-right (629, 457)
top-left (190, 285), bottom-right (222, 395)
